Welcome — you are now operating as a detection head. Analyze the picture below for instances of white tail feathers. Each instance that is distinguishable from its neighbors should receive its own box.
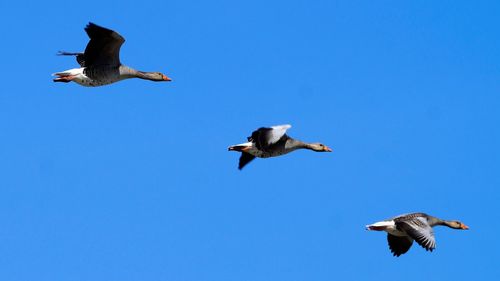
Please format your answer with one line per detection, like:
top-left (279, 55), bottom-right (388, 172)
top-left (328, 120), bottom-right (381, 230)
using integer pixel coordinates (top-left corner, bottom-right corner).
top-left (228, 142), bottom-right (253, 151)
top-left (52, 68), bottom-right (84, 77)
top-left (366, 220), bottom-right (395, 230)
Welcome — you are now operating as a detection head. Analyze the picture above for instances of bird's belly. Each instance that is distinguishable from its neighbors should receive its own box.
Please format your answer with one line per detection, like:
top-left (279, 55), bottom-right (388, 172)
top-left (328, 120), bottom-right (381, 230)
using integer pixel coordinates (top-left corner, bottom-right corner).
top-left (247, 147), bottom-right (289, 158)
top-left (246, 148), bottom-right (267, 158)
top-left (75, 67), bottom-right (121, 87)
top-left (73, 76), bottom-right (118, 87)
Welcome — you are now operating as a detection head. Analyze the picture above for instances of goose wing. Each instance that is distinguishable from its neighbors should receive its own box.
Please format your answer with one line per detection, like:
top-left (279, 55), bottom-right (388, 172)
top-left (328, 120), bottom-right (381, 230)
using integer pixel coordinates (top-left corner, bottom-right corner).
top-left (83, 22), bottom-right (125, 67)
top-left (396, 216), bottom-right (436, 251)
top-left (238, 152), bottom-right (256, 170)
top-left (387, 234), bottom-right (413, 257)
top-left (249, 124), bottom-right (291, 151)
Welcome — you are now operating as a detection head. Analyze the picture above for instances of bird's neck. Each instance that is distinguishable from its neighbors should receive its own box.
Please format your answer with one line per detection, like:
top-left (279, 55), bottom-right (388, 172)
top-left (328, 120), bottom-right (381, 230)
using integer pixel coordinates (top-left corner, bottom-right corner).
top-left (428, 217), bottom-right (446, 227)
top-left (288, 139), bottom-right (312, 150)
top-left (119, 65), bottom-right (139, 79)
top-left (119, 66), bottom-right (152, 80)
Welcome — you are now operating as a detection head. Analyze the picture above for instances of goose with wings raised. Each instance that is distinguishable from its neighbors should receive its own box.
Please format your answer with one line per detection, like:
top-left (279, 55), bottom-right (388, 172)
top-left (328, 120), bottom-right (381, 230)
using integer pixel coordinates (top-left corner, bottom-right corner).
top-left (53, 22), bottom-right (171, 87)
top-left (228, 124), bottom-right (332, 170)
top-left (366, 213), bottom-right (468, 257)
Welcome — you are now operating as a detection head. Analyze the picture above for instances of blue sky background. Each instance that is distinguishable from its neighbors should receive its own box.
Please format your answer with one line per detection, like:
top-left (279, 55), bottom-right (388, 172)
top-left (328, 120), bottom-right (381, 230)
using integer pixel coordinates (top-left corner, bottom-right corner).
top-left (0, 0), bottom-right (499, 280)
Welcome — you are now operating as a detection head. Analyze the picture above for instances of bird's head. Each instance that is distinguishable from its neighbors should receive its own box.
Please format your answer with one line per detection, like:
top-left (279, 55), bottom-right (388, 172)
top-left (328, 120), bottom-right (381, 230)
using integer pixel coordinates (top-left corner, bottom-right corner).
top-left (308, 143), bottom-right (333, 152)
top-left (446, 220), bottom-right (469, 230)
top-left (158, 72), bottom-right (172, 82)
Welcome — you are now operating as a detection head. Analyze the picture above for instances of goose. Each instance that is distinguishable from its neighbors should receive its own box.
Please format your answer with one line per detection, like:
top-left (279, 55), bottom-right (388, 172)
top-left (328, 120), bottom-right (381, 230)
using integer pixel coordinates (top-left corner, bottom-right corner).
top-left (228, 124), bottom-right (332, 170)
top-left (366, 213), bottom-right (469, 256)
top-left (53, 22), bottom-right (171, 87)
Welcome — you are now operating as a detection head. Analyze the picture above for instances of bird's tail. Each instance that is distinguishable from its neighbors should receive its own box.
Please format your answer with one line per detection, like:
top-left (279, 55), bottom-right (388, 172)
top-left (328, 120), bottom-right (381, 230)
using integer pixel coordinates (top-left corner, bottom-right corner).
top-left (52, 68), bottom-right (83, 77)
top-left (365, 221), bottom-right (394, 231)
top-left (228, 142), bottom-right (253, 152)
top-left (53, 77), bottom-right (72, 83)
top-left (52, 68), bottom-right (83, 82)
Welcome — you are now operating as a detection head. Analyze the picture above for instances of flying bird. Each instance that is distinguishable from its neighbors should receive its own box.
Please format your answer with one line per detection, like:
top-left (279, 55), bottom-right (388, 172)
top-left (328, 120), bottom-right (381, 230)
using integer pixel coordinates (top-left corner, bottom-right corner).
top-left (53, 22), bottom-right (171, 87)
top-left (366, 213), bottom-right (469, 256)
top-left (228, 124), bottom-right (332, 170)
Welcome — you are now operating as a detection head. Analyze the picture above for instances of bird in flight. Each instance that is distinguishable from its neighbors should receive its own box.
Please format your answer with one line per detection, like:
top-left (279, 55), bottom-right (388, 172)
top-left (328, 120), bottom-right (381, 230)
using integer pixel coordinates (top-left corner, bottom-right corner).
top-left (53, 22), bottom-right (172, 87)
top-left (228, 124), bottom-right (332, 170)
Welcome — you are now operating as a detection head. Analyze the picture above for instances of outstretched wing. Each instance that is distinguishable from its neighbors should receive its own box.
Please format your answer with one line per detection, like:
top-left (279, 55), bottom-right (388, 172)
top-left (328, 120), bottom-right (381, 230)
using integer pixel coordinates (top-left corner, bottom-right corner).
top-left (83, 22), bottom-right (125, 67)
top-left (238, 152), bottom-right (256, 170)
top-left (249, 124), bottom-right (291, 151)
top-left (387, 234), bottom-right (413, 257)
top-left (397, 217), bottom-right (436, 252)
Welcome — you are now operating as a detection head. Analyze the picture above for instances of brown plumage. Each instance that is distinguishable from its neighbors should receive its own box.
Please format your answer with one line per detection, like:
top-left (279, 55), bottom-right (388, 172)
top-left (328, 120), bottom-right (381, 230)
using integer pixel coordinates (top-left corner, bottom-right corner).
top-left (54, 22), bottom-right (172, 87)
top-left (366, 213), bottom-right (469, 256)
top-left (228, 124), bottom-right (332, 170)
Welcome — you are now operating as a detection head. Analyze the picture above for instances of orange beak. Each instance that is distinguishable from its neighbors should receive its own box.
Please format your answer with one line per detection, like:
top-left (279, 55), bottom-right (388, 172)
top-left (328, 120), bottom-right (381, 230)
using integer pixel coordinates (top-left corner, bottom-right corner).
top-left (163, 75), bottom-right (172, 81)
top-left (324, 146), bottom-right (333, 152)
top-left (461, 224), bottom-right (469, 230)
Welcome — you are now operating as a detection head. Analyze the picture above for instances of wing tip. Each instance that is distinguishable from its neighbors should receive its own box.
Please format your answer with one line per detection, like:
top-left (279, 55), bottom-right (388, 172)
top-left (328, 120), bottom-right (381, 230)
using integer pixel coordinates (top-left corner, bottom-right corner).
top-left (271, 124), bottom-right (292, 129)
top-left (85, 22), bottom-right (96, 31)
top-left (392, 252), bottom-right (402, 257)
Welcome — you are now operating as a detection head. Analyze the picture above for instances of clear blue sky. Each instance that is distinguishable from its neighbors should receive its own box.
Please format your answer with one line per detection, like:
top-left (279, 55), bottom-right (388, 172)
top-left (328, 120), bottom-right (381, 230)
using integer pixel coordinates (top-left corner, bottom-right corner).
top-left (0, 1), bottom-right (499, 280)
